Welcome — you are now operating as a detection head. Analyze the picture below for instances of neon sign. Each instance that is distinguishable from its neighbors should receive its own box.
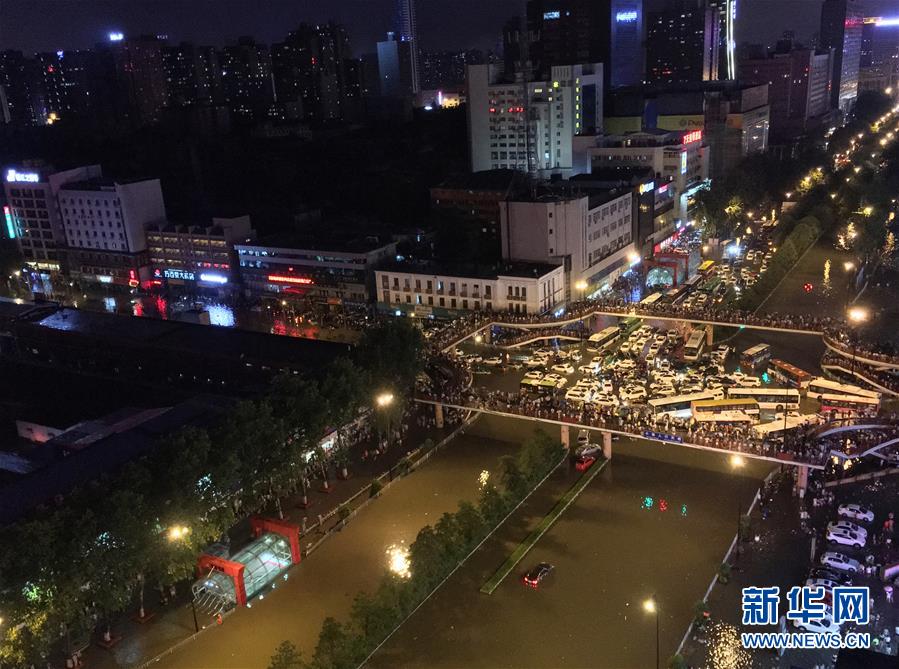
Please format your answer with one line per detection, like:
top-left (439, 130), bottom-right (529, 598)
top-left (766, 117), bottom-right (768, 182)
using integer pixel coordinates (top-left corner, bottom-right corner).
top-left (5, 169), bottom-right (39, 183)
top-left (163, 268), bottom-right (195, 281)
top-left (108, 32), bottom-right (124, 42)
top-left (268, 275), bottom-right (313, 285)
top-left (681, 151), bottom-right (688, 175)
top-left (639, 181), bottom-right (655, 194)
top-left (199, 272), bottom-right (228, 284)
top-left (616, 10), bottom-right (638, 22)
top-left (3, 206), bottom-right (15, 239)
top-left (683, 130), bottom-right (703, 144)
top-left (543, 11), bottom-right (560, 19)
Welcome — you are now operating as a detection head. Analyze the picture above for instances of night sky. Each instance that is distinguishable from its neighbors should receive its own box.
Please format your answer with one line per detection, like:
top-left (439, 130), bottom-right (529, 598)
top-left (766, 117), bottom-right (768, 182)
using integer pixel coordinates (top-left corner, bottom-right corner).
top-left (2, 0), bottom-right (897, 56)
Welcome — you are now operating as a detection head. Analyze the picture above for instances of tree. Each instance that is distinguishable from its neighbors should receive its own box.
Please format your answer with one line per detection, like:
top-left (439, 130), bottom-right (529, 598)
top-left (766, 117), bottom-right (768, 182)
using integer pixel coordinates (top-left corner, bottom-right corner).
top-left (310, 618), bottom-right (359, 669)
top-left (269, 641), bottom-right (306, 669)
top-left (478, 482), bottom-right (508, 526)
top-left (453, 501), bottom-right (487, 548)
top-left (355, 319), bottom-right (424, 390)
top-left (499, 455), bottom-right (528, 500)
top-left (407, 526), bottom-right (448, 593)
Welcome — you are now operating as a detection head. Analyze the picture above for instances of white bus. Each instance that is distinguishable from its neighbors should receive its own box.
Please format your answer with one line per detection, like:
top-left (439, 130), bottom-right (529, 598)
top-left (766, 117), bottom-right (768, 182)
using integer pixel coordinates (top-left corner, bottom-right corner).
top-left (649, 391), bottom-right (721, 416)
top-left (818, 393), bottom-right (880, 414)
top-left (691, 399), bottom-right (760, 424)
top-left (740, 343), bottom-right (772, 369)
top-left (806, 377), bottom-right (881, 401)
top-left (727, 387), bottom-right (802, 410)
top-left (683, 329), bottom-right (706, 362)
top-left (587, 326), bottom-right (620, 351)
top-left (640, 292), bottom-right (664, 306)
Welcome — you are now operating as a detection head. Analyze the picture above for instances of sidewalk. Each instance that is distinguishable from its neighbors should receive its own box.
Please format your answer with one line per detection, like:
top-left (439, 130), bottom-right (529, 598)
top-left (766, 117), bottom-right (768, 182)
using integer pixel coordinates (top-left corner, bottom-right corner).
top-left (82, 404), bottom-right (463, 669)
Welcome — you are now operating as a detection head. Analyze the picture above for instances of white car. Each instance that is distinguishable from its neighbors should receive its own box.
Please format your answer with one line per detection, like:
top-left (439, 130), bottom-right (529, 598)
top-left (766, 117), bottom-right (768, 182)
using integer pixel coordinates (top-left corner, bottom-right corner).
top-left (576, 443), bottom-right (601, 458)
top-left (653, 386), bottom-right (677, 398)
top-left (620, 386), bottom-right (648, 402)
top-left (616, 359), bottom-right (636, 371)
top-left (681, 384), bottom-right (704, 394)
top-left (658, 360), bottom-right (672, 372)
top-left (525, 358), bottom-right (546, 368)
top-left (738, 376), bottom-right (761, 388)
top-left (592, 394), bottom-right (619, 408)
top-left (578, 364), bottom-right (597, 374)
top-left (667, 330), bottom-right (680, 342)
top-left (838, 504), bottom-right (875, 523)
top-left (653, 372), bottom-right (677, 386)
top-left (828, 520), bottom-right (868, 539)
top-left (645, 352), bottom-right (657, 365)
top-left (569, 350), bottom-right (583, 362)
top-left (654, 335), bottom-right (667, 345)
top-left (826, 527), bottom-right (865, 549)
top-left (728, 371), bottom-right (746, 383)
top-left (552, 363), bottom-right (575, 375)
top-left (483, 355), bottom-right (504, 366)
top-left (567, 388), bottom-right (592, 403)
top-left (792, 615), bottom-right (841, 636)
top-left (619, 342), bottom-right (632, 355)
top-left (524, 370), bottom-right (543, 380)
top-left (601, 379), bottom-right (615, 394)
top-left (577, 429), bottom-right (590, 445)
top-left (540, 374), bottom-right (567, 389)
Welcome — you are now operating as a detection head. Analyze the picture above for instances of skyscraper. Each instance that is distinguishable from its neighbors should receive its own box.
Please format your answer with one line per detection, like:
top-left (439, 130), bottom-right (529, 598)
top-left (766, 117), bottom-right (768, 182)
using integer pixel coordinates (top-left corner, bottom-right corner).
top-left (820, 0), bottom-right (863, 112)
top-left (109, 35), bottom-right (170, 126)
top-left (526, 0), bottom-right (643, 88)
top-left (646, 0), bottom-right (719, 84)
top-left (219, 37), bottom-right (275, 122)
top-left (377, 32), bottom-right (418, 98)
top-left (395, 0), bottom-right (420, 93)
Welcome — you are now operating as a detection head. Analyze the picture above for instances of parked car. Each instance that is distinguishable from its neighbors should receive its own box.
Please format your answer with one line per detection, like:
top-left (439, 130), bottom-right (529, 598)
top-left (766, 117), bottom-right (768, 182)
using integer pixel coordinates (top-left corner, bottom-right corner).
top-left (601, 379), bottom-right (615, 394)
top-left (552, 362), bottom-right (575, 375)
top-left (837, 504), bottom-right (875, 523)
top-left (576, 444), bottom-right (601, 458)
top-left (808, 566), bottom-right (852, 586)
top-left (575, 454), bottom-right (597, 472)
top-left (620, 386), bottom-right (648, 402)
top-left (483, 356), bottom-right (504, 366)
top-left (828, 520), bottom-right (868, 538)
top-left (523, 563), bottom-right (554, 588)
top-left (524, 370), bottom-right (544, 380)
top-left (820, 552), bottom-right (861, 573)
top-left (792, 615), bottom-right (841, 636)
top-left (826, 527), bottom-right (865, 548)
top-left (577, 429), bottom-right (590, 445)
top-left (805, 577), bottom-right (840, 592)
top-left (738, 376), bottom-right (762, 388)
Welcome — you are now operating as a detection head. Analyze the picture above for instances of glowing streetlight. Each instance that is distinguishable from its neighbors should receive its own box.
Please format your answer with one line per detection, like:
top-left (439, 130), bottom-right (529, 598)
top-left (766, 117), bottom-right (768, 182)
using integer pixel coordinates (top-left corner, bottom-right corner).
top-left (730, 454), bottom-right (745, 469)
top-left (863, 206), bottom-right (873, 217)
top-left (785, 192), bottom-right (792, 199)
top-left (474, 334), bottom-right (484, 344)
top-left (847, 306), bottom-right (869, 324)
top-left (575, 279), bottom-right (588, 292)
top-left (376, 392), bottom-right (395, 408)
top-left (167, 525), bottom-right (190, 542)
top-left (843, 261), bottom-right (855, 272)
top-left (745, 226), bottom-right (752, 235)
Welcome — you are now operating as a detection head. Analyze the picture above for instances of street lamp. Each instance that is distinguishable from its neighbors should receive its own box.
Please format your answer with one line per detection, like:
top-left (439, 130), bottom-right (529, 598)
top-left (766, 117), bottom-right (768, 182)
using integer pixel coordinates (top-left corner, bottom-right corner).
top-left (847, 307), bottom-right (869, 377)
top-left (376, 392), bottom-right (395, 449)
top-left (843, 261), bottom-right (855, 272)
top-left (730, 455), bottom-right (746, 569)
top-left (575, 279), bottom-right (588, 301)
top-left (167, 525), bottom-right (190, 542)
top-left (643, 597), bottom-right (660, 669)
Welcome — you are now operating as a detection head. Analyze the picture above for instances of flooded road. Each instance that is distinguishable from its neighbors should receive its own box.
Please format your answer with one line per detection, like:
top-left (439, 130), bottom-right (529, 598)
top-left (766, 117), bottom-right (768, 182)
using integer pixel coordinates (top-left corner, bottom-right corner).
top-left (369, 417), bottom-right (771, 669)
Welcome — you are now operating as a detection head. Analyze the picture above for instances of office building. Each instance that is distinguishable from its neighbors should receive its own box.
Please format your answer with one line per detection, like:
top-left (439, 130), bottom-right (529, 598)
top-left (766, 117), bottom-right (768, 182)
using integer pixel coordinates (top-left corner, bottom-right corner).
top-left (739, 48), bottom-right (833, 138)
top-left (376, 261), bottom-right (565, 318)
top-left (236, 237), bottom-right (397, 306)
top-left (646, 0), bottom-right (719, 84)
top-left (526, 0), bottom-right (644, 88)
top-left (3, 164), bottom-right (103, 290)
top-left (146, 215), bottom-right (255, 289)
top-left (0, 50), bottom-right (38, 125)
top-left (58, 177), bottom-right (166, 287)
top-left (394, 0), bottom-right (420, 94)
top-left (499, 184), bottom-right (636, 299)
top-left (377, 32), bottom-right (418, 98)
top-left (575, 128), bottom-right (709, 222)
top-left (466, 62), bottom-right (603, 176)
top-left (109, 35), bottom-right (170, 126)
top-left (162, 42), bottom-right (222, 107)
top-left (708, 0), bottom-right (738, 80)
top-left (820, 0), bottom-right (863, 113)
top-left (861, 16), bottom-right (899, 68)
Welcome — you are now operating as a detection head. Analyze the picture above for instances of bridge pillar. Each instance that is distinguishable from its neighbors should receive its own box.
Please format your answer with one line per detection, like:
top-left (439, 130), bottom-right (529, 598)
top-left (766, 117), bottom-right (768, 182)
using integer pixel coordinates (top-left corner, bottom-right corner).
top-left (705, 324), bottom-right (714, 346)
top-left (561, 425), bottom-right (570, 450)
top-left (602, 431), bottom-right (612, 460)
top-left (794, 465), bottom-right (809, 498)
top-left (435, 404), bottom-right (444, 429)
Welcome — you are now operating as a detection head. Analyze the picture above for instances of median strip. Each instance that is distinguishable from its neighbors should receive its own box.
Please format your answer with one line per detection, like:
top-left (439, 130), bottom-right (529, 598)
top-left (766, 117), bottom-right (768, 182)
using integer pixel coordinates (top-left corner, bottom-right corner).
top-left (480, 458), bottom-right (608, 594)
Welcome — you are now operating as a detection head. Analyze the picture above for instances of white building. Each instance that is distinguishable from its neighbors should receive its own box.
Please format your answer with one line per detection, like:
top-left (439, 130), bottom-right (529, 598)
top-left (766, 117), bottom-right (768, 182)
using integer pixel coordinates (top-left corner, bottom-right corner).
top-left (466, 63), bottom-right (603, 177)
top-left (58, 177), bottom-right (166, 286)
top-left (499, 187), bottom-right (636, 300)
top-left (574, 128), bottom-right (709, 221)
top-left (3, 164), bottom-right (102, 279)
top-left (375, 261), bottom-right (565, 318)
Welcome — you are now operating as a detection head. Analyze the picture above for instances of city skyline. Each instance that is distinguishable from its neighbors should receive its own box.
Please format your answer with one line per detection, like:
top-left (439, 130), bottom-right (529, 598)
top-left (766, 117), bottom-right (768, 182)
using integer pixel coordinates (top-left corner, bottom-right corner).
top-left (5, 0), bottom-right (898, 56)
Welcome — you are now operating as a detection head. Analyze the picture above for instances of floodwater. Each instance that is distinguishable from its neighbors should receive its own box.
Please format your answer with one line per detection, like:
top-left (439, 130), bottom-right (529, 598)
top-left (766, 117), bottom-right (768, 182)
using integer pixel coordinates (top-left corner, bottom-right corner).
top-left (369, 416), bottom-right (771, 669)
top-left (105, 433), bottom-right (517, 669)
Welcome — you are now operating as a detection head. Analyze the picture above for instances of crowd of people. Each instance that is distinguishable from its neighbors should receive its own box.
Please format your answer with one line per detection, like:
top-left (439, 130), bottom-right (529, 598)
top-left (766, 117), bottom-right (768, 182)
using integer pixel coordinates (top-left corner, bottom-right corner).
top-left (821, 352), bottom-right (899, 393)
top-left (824, 330), bottom-right (899, 367)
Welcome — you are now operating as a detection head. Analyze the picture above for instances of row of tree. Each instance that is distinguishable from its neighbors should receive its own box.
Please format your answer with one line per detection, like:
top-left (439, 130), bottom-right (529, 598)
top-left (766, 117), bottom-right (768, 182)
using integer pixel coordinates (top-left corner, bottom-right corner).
top-left (267, 430), bottom-right (564, 669)
top-left (0, 319), bottom-right (424, 667)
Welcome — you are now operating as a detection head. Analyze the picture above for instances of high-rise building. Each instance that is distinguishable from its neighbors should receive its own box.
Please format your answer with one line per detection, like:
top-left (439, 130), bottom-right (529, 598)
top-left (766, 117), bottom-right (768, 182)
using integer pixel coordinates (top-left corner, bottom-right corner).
top-left (739, 48), bottom-right (833, 138)
top-left (220, 37), bottom-right (275, 122)
top-left (109, 35), bottom-right (170, 125)
top-left (395, 0), bottom-right (420, 93)
top-left (820, 0), bottom-right (863, 113)
top-left (466, 62), bottom-right (603, 176)
top-left (646, 0), bottom-right (719, 84)
top-left (377, 32), bottom-right (418, 98)
top-left (162, 42), bottom-right (223, 107)
top-left (0, 50), bottom-right (39, 125)
top-left (707, 0), bottom-right (737, 80)
top-left (503, 17), bottom-right (527, 78)
top-left (861, 17), bottom-right (899, 68)
top-left (525, 0), bottom-right (644, 88)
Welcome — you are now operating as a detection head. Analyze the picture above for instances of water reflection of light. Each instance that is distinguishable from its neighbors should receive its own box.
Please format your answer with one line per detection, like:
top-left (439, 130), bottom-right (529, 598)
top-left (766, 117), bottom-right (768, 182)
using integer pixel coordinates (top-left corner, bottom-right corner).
top-left (132, 300), bottom-right (144, 317)
top-left (386, 543), bottom-right (411, 578)
top-left (103, 296), bottom-right (116, 313)
top-left (155, 296), bottom-right (168, 320)
top-left (478, 470), bottom-right (490, 488)
top-left (706, 622), bottom-right (752, 668)
top-left (822, 258), bottom-right (831, 293)
top-left (206, 303), bottom-right (235, 327)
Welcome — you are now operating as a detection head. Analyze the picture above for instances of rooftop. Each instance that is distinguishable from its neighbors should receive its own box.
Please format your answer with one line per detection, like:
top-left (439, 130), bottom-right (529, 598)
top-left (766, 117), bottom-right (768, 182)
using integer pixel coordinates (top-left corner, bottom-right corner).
top-left (433, 169), bottom-right (524, 193)
top-left (59, 176), bottom-right (158, 191)
top-left (380, 259), bottom-right (562, 280)
top-left (238, 234), bottom-right (395, 254)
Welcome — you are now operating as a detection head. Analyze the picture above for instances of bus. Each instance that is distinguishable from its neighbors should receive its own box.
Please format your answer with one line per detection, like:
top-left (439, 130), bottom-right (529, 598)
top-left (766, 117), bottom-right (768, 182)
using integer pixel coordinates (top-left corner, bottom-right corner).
top-left (740, 343), bottom-right (772, 369)
top-left (768, 359), bottom-right (813, 389)
top-left (697, 259), bottom-right (716, 276)
top-left (818, 393), bottom-right (880, 415)
top-left (727, 387), bottom-right (801, 410)
top-left (649, 391), bottom-right (721, 416)
top-left (684, 275), bottom-right (703, 289)
top-left (664, 286), bottom-right (686, 303)
top-left (683, 329), bottom-right (706, 362)
top-left (618, 316), bottom-right (642, 334)
top-left (806, 377), bottom-right (881, 401)
top-left (691, 398), bottom-right (760, 424)
top-left (587, 326), bottom-right (620, 351)
top-left (640, 292), bottom-right (664, 306)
